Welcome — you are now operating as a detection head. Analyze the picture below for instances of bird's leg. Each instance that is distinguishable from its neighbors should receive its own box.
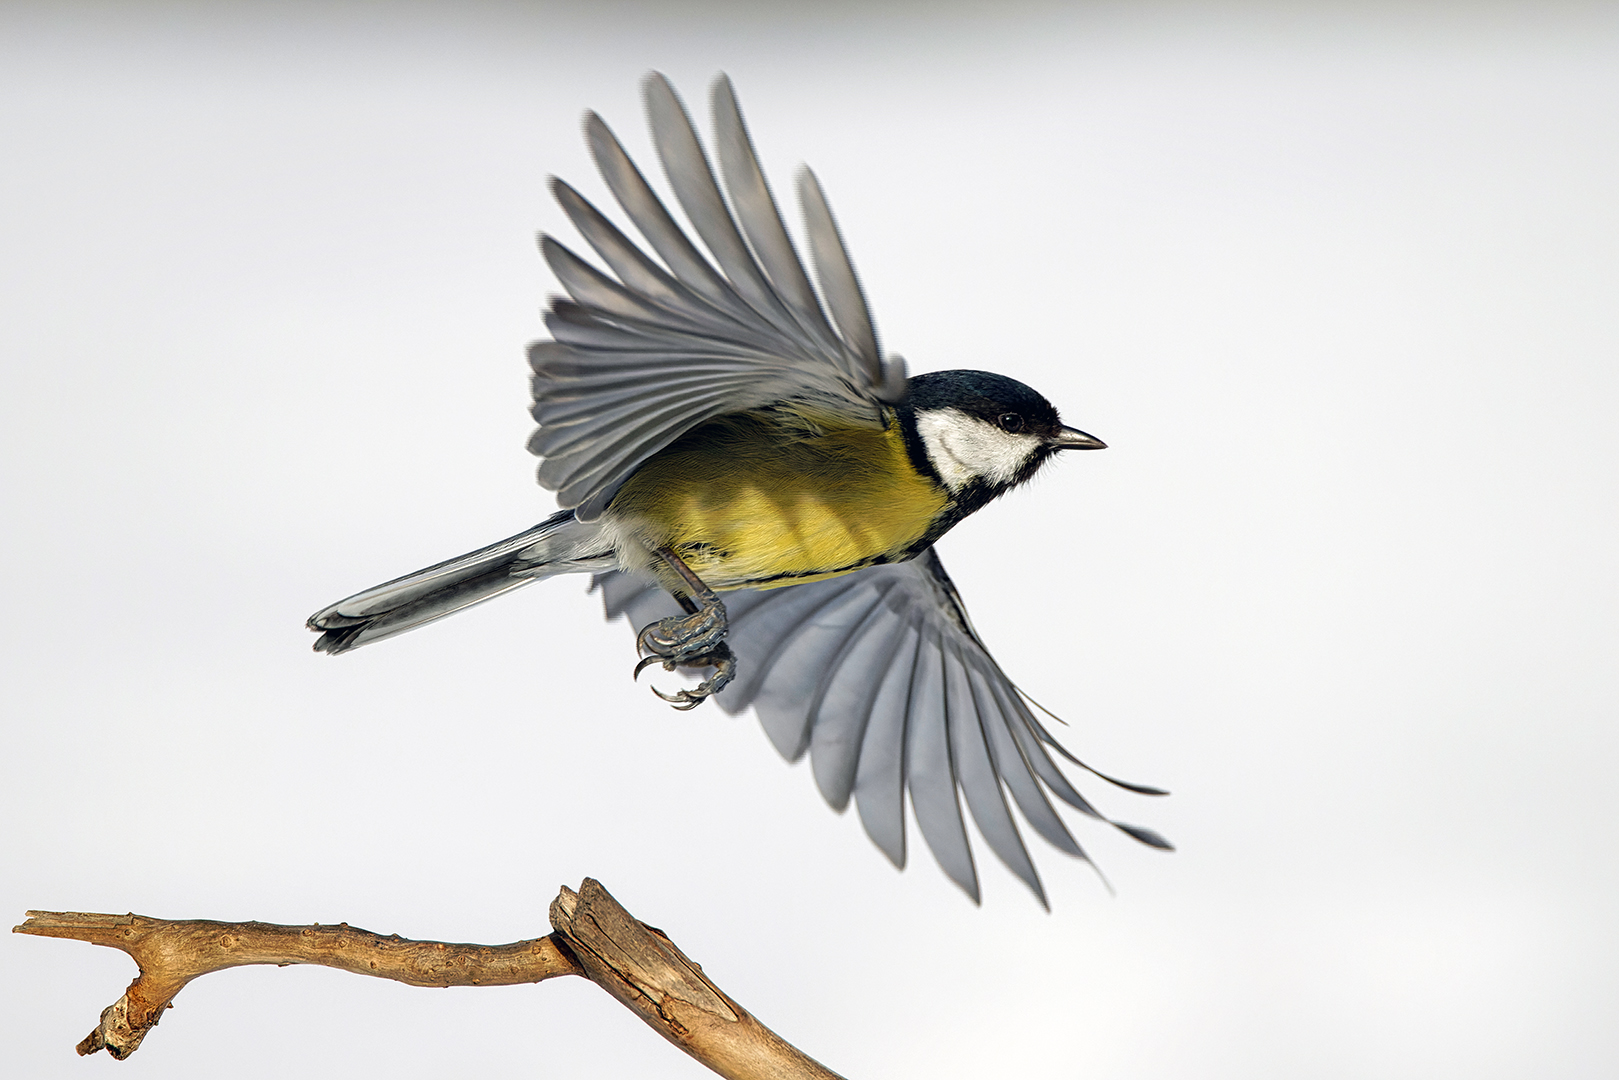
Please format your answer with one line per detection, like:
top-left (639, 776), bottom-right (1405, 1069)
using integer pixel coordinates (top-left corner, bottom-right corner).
top-left (633, 546), bottom-right (735, 710)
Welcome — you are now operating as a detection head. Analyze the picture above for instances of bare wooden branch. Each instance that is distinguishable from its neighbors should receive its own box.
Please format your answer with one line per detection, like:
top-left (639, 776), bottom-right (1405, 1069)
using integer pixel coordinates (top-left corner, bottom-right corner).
top-left (13, 910), bottom-right (581, 1058)
top-left (13, 878), bottom-right (846, 1080)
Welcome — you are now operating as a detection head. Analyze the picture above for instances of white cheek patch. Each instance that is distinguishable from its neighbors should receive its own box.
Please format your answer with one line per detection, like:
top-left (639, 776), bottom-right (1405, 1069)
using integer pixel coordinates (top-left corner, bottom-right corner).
top-left (914, 408), bottom-right (1043, 492)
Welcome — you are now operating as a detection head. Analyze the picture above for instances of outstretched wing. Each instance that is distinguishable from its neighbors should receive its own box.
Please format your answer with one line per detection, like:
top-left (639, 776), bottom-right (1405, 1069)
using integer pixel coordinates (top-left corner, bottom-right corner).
top-left (529, 73), bottom-right (908, 522)
top-left (593, 550), bottom-right (1171, 908)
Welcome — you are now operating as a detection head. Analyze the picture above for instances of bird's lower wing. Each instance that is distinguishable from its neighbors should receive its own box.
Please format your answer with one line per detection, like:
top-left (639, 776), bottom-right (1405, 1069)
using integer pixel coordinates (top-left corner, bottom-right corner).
top-left (593, 551), bottom-right (1169, 908)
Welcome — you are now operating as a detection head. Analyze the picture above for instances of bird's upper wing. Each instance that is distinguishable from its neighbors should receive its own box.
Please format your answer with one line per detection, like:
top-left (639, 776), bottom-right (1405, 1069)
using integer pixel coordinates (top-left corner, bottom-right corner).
top-left (592, 550), bottom-right (1170, 907)
top-left (529, 73), bottom-right (908, 522)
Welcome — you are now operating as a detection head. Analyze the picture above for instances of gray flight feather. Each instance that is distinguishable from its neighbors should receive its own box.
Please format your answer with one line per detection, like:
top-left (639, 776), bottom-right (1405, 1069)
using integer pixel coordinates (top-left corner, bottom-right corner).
top-left (590, 548), bottom-right (1172, 907)
top-left (797, 167), bottom-right (889, 391)
top-left (904, 638), bottom-right (979, 900)
top-left (709, 76), bottom-right (846, 362)
top-left (528, 73), bottom-right (904, 522)
top-left (854, 624), bottom-right (918, 871)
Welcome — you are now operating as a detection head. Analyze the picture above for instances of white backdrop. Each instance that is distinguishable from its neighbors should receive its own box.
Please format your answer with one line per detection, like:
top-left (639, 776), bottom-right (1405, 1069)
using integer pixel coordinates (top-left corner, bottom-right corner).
top-left (3, 2), bottom-right (1616, 1077)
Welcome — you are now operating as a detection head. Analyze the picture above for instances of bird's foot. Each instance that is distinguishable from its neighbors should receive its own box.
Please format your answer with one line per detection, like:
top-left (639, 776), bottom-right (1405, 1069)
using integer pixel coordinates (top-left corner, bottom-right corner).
top-left (633, 546), bottom-right (735, 709)
top-left (635, 601), bottom-right (728, 661)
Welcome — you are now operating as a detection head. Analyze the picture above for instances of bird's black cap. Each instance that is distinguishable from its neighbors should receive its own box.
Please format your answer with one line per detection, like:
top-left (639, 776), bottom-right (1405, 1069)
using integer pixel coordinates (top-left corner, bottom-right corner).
top-left (905, 369), bottom-right (1062, 435)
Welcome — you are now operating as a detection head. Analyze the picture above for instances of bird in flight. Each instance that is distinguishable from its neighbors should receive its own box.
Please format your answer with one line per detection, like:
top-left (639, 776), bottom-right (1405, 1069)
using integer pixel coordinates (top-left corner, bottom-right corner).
top-left (308, 73), bottom-right (1169, 905)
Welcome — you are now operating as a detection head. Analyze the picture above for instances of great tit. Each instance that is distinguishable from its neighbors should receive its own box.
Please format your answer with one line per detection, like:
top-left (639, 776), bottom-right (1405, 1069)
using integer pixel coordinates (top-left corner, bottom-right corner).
top-left (309, 73), bottom-right (1169, 905)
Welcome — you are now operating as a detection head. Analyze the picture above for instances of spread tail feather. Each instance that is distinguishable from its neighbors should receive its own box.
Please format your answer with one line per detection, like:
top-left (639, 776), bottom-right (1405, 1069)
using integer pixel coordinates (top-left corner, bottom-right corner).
top-left (307, 509), bottom-right (612, 654)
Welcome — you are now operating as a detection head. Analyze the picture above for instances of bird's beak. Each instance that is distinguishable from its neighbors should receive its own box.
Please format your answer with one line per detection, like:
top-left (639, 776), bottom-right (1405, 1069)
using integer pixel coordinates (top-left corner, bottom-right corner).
top-left (1050, 425), bottom-right (1106, 450)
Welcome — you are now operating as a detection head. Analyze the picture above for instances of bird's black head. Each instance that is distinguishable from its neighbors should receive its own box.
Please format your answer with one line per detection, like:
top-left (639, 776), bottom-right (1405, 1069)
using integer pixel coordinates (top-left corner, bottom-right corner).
top-left (900, 369), bottom-right (1104, 509)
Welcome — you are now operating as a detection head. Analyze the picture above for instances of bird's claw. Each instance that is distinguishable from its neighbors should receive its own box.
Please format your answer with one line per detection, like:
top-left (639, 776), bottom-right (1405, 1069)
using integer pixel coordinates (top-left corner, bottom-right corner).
top-left (634, 653), bottom-right (671, 679)
top-left (634, 644), bottom-right (736, 710)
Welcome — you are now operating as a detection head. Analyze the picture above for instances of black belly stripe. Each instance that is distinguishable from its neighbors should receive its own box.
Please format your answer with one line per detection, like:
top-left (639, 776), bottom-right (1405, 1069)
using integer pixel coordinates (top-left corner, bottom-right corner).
top-left (728, 551), bottom-right (897, 589)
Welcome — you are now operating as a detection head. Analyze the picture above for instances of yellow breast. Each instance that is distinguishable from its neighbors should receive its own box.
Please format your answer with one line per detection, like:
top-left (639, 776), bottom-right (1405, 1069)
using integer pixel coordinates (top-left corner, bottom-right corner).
top-left (607, 409), bottom-right (947, 590)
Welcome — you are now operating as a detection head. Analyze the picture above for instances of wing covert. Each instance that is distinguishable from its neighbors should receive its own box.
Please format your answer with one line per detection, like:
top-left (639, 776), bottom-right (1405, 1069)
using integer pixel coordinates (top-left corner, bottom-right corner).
top-left (592, 549), bottom-right (1171, 907)
top-left (528, 73), bottom-right (906, 522)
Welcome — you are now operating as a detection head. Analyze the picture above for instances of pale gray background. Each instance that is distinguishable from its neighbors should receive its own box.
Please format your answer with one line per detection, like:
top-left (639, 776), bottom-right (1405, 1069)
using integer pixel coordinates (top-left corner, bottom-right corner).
top-left (3, 2), bottom-right (1616, 1077)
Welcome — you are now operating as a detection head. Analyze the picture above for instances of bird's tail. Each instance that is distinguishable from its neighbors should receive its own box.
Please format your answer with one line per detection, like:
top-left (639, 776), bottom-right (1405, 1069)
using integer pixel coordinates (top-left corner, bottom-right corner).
top-left (307, 509), bottom-right (613, 654)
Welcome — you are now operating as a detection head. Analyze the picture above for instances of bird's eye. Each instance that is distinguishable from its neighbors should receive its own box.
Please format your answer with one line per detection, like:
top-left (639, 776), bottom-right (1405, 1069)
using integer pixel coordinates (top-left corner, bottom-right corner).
top-left (997, 412), bottom-right (1024, 433)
